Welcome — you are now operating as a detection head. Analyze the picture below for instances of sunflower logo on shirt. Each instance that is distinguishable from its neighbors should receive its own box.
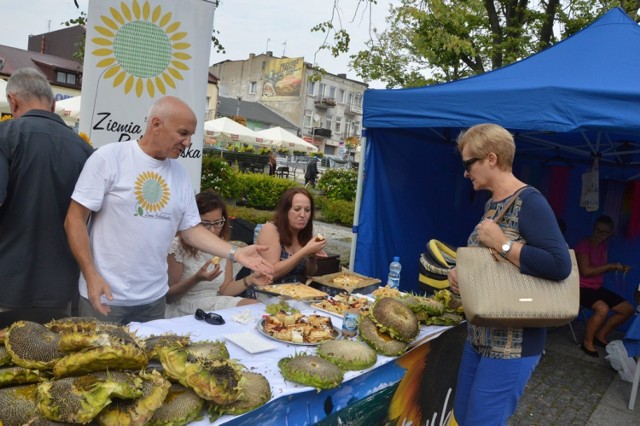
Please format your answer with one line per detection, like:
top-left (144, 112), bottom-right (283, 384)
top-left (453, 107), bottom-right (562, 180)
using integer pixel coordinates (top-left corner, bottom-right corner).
top-left (134, 171), bottom-right (170, 215)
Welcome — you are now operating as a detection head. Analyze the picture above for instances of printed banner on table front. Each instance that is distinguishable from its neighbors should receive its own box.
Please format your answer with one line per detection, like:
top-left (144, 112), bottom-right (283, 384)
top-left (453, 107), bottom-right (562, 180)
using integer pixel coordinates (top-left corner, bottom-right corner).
top-left (80, 0), bottom-right (216, 191)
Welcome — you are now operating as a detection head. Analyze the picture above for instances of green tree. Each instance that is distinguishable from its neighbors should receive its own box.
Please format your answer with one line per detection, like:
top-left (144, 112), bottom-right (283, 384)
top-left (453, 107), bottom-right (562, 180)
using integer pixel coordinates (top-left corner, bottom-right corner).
top-left (338, 0), bottom-right (639, 88)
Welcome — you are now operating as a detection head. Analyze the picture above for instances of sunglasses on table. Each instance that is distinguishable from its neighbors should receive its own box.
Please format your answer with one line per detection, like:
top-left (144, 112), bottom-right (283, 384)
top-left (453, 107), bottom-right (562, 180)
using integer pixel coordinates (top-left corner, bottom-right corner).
top-left (201, 218), bottom-right (226, 230)
top-left (195, 308), bottom-right (225, 325)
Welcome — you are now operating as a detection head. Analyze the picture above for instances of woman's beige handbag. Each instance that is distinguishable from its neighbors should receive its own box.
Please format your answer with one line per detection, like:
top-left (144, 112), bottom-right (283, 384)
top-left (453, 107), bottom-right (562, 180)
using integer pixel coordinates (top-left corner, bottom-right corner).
top-left (456, 187), bottom-right (579, 328)
top-left (457, 247), bottom-right (579, 327)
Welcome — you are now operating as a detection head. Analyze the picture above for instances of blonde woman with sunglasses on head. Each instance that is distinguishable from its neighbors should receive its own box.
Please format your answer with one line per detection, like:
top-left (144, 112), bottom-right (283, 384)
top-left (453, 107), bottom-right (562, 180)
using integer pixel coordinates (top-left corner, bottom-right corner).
top-left (165, 191), bottom-right (269, 318)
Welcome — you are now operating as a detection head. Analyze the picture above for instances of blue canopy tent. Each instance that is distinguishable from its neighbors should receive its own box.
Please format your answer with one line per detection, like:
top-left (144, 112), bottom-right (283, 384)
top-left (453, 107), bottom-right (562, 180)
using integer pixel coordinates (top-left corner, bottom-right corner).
top-left (354, 8), bottom-right (640, 302)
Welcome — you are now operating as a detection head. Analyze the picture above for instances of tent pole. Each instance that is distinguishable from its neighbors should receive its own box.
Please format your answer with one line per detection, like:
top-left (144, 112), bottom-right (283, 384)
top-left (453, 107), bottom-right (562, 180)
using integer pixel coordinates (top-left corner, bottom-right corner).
top-left (349, 130), bottom-right (367, 271)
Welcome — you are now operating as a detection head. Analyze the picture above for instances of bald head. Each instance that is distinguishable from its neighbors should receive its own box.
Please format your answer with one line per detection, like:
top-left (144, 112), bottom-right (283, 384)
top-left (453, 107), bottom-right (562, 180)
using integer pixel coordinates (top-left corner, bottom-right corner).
top-left (140, 96), bottom-right (197, 160)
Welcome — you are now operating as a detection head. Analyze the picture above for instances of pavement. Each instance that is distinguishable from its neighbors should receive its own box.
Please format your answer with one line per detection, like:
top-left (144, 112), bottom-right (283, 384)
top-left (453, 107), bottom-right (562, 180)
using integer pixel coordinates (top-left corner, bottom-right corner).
top-left (314, 220), bottom-right (640, 425)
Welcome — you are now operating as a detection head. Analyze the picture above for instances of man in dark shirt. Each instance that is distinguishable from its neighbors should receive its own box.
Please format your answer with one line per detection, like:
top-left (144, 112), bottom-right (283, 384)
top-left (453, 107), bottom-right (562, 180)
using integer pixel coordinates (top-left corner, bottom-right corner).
top-left (0, 68), bottom-right (94, 313)
top-left (305, 156), bottom-right (319, 188)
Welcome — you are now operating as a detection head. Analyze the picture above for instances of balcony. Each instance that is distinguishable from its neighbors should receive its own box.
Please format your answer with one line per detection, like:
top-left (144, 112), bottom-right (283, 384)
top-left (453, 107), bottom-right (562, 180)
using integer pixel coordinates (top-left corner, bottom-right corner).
top-left (344, 104), bottom-right (363, 115)
top-left (314, 96), bottom-right (337, 108)
top-left (311, 127), bottom-right (332, 138)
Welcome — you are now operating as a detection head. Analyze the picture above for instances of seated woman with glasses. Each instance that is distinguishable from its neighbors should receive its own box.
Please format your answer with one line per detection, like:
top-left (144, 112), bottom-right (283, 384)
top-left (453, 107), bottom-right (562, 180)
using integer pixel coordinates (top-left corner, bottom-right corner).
top-left (255, 187), bottom-right (327, 285)
top-left (165, 191), bottom-right (269, 318)
top-left (575, 215), bottom-right (634, 357)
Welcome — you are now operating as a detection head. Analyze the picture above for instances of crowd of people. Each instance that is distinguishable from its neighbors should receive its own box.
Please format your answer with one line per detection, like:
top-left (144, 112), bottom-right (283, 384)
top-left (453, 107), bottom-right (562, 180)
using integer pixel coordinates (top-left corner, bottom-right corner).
top-left (1, 68), bottom-right (637, 424)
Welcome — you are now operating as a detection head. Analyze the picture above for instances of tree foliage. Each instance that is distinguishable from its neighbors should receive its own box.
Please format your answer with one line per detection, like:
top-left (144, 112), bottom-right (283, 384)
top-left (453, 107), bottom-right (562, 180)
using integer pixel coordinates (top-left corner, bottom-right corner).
top-left (320, 0), bottom-right (639, 88)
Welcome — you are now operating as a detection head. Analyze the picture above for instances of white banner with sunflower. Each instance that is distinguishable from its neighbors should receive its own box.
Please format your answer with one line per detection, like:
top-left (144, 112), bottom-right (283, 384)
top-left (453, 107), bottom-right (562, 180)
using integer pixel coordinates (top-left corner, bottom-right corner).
top-left (80, 0), bottom-right (216, 191)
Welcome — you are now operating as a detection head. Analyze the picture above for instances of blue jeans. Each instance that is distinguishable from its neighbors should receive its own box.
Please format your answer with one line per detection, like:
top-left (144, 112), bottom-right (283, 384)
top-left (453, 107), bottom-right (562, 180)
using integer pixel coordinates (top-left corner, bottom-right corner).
top-left (453, 341), bottom-right (540, 425)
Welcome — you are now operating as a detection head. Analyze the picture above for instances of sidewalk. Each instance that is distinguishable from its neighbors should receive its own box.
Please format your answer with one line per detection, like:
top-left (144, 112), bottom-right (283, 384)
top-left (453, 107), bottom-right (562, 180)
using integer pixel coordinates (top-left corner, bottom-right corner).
top-left (509, 319), bottom-right (640, 425)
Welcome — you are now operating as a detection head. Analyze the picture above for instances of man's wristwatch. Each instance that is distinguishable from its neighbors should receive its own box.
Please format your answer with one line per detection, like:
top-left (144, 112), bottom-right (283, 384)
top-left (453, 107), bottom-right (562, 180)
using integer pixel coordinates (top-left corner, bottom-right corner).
top-left (229, 245), bottom-right (238, 262)
top-left (500, 240), bottom-right (514, 258)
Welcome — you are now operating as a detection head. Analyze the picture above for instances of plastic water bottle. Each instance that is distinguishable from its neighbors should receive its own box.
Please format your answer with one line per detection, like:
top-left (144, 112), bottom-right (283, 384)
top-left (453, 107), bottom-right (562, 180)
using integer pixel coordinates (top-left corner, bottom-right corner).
top-left (253, 223), bottom-right (263, 243)
top-left (387, 256), bottom-right (401, 289)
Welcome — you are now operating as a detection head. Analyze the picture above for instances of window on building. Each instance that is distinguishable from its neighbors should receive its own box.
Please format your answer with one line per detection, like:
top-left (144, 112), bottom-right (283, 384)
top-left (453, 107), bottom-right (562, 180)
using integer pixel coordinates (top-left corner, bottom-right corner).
top-left (338, 89), bottom-right (345, 103)
top-left (304, 111), bottom-right (313, 128)
top-left (353, 121), bottom-right (361, 136)
top-left (307, 80), bottom-right (316, 96)
top-left (355, 93), bottom-right (363, 107)
top-left (328, 86), bottom-right (336, 99)
top-left (249, 81), bottom-right (257, 94)
top-left (347, 92), bottom-right (354, 106)
top-left (56, 71), bottom-right (77, 85)
top-left (335, 117), bottom-right (342, 134)
top-left (345, 119), bottom-right (352, 136)
top-left (319, 83), bottom-right (326, 97)
top-left (325, 114), bottom-right (333, 130)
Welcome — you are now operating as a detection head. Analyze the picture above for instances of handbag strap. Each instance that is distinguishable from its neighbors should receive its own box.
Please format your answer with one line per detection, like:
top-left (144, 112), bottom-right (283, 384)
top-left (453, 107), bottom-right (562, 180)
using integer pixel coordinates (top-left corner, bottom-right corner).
top-left (490, 186), bottom-right (529, 224)
top-left (486, 186), bottom-right (528, 261)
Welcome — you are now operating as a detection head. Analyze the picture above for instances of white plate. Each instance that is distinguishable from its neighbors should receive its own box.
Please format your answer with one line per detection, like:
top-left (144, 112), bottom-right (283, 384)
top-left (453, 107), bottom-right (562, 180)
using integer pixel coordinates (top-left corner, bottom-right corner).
top-left (225, 331), bottom-right (276, 354)
top-left (257, 318), bottom-right (340, 346)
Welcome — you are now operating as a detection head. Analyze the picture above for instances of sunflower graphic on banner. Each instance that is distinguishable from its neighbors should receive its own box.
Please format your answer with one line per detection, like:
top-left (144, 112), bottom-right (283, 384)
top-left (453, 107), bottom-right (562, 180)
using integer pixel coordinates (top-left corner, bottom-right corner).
top-left (80, 0), bottom-right (215, 192)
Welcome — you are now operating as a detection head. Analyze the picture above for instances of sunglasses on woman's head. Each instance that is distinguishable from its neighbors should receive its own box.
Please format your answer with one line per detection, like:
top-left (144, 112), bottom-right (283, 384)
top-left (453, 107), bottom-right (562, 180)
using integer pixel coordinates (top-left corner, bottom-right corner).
top-left (195, 308), bottom-right (225, 325)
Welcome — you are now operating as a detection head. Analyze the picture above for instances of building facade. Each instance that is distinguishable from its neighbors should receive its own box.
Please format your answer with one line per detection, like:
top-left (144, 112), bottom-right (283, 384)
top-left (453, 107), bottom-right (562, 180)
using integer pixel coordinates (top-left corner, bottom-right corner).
top-left (210, 52), bottom-right (367, 155)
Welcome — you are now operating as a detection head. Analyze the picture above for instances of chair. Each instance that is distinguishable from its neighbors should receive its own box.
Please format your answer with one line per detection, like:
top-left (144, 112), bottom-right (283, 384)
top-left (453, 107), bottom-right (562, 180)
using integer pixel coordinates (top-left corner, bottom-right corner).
top-left (276, 166), bottom-right (289, 178)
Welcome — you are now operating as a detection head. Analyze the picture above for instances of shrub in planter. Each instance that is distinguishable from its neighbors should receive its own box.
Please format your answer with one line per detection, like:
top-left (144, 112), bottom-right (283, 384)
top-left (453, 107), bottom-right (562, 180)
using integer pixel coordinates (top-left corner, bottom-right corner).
top-left (201, 154), bottom-right (239, 199)
top-left (235, 173), bottom-right (298, 210)
top-left (319, 198), bottom-right (355, 227)
top-left (317, 169), bottom-right (357, 201)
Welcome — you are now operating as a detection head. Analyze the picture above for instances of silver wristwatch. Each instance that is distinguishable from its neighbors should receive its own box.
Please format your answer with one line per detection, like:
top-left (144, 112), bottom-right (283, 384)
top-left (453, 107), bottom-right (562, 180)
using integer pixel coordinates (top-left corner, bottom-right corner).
top-left (229, 245), bottom-right (238, 262)
top-left (500, 240), bottom-right (514, 258)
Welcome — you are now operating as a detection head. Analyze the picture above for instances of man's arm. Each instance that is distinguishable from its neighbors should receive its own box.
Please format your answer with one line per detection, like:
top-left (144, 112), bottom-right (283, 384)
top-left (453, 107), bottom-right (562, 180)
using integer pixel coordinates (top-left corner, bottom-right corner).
top-left (64, 200), bottom-right (113, 315)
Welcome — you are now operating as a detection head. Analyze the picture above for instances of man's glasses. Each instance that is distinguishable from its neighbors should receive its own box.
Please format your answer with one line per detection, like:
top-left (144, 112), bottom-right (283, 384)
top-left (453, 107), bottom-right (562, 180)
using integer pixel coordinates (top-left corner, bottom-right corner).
top-left (201, 218), bottom-right (226, 230)
top-left (462, 157), bottom-right (480, 172)
top-left (195, 308), bottom-right (225, 325)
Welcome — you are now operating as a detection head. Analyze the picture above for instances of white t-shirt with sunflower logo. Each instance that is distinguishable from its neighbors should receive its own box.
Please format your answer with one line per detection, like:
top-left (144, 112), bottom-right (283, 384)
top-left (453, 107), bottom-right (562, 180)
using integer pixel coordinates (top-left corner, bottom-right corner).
top-left (72, 140), bottom-right (200, 306)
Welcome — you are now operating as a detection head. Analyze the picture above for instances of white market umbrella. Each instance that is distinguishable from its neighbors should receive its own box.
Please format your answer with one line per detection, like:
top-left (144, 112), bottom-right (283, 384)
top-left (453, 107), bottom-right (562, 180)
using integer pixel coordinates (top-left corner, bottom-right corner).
top-left (0, 79), bottom-right (10, 115)
top-left (54, 95), bottom-right (81, 126)
top-left (203, 117), bottom-right (271, 147)
top-left (255, 126), bottom-right (318, 152)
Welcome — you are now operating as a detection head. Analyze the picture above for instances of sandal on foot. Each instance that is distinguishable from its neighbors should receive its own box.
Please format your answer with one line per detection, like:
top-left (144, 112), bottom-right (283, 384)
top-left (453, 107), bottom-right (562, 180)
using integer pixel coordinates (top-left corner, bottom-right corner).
top-left (580, 344), bottom-right (599, 358)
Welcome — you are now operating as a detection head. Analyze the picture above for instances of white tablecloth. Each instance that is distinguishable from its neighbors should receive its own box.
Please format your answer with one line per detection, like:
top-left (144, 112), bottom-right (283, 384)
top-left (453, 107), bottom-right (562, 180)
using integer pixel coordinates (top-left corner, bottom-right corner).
top-left (130, 302), bottom-right (447, 425)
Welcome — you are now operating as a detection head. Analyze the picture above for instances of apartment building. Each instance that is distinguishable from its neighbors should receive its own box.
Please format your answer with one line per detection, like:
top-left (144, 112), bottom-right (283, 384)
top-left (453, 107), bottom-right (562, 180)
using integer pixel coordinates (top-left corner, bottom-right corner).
top-left (210, 52), bottom-right (367, 155)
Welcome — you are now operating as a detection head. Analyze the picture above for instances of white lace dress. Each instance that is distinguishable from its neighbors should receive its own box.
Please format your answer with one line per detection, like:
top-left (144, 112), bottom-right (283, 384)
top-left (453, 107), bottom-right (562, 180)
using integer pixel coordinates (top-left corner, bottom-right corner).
top-left (165, 238), bottom-right (244, 318)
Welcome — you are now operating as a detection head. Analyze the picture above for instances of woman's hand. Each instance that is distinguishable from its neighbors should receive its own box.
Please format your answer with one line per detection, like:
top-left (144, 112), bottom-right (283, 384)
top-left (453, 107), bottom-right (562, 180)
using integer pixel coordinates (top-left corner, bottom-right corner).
top-left (476, 219), bottom-right (506, 250)
top-left (448, 267), bottom-right (459, 294)
top-left (609, 262), bottom-right (628, 272)
top-left (247, 272), bottom-right (272, 287)
top-left (195, 261), bottom-right (222, 282)
top-left (303, 238), bottom-right (327, 257)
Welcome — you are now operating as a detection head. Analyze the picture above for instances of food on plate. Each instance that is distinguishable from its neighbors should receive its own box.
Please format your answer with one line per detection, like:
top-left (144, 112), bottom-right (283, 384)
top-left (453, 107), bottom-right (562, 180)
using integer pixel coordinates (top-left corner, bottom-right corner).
top-left (278, 354), bottom-right (343, 390)
top-left (332, 274), bottom-right (364, 288)
top-left (265, 300), bottom-right (299, 315)
top-left (315, 233), bottom-right (325, 242)
top-left (5, 321), bottom-right (64, 369)
top-left (210, 256), bottom-right (221, 265)
top-left (370, 297), bottom-right (419, 343)
top-left (311, 293), bottom-right (372, 316)
top-left (261, 312), bottom-right (337, 344)
top-left (358, 315), bottom-right (408, 357)
top-left (209, 371), bottom-right (271, 418)
top-left (97, 370), bottom-right (170, 426)
top-left (36, 371), bottom-right (143, 423)
top-left (0, 384), bottom-right (39, 425)
top-left (317, 340), bottom-right (377, 371)
top-left (258, 284), bottom-right (328, 300)
top-left (372, 286), bottom-right (403, 299)
top-left (147, 383), bottom-right (205, 425)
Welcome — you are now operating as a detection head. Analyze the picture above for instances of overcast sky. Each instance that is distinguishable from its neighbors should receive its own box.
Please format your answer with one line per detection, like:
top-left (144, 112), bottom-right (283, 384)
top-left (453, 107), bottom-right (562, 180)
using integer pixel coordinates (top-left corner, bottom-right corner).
top-left (0, 0), bottom-right (394, 88)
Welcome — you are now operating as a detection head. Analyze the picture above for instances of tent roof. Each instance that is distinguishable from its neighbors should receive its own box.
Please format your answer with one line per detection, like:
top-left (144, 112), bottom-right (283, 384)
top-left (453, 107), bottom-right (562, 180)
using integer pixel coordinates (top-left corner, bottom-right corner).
top-left (363, 8), bottom-right (640, 135)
